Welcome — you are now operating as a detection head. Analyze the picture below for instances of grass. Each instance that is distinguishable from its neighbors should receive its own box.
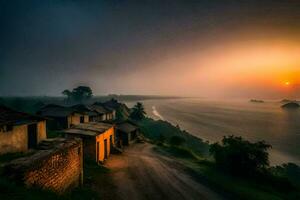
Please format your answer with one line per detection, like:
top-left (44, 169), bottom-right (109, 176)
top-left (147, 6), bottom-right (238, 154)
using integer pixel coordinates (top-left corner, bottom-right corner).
top-left (81, 158), bottom-right (118, 199)
top-left (136, 118), bottom-right (210, 155)
top-left (135, 117), bottom-right (300, 200)
top-left (154, 144), bottom-right (300, 200)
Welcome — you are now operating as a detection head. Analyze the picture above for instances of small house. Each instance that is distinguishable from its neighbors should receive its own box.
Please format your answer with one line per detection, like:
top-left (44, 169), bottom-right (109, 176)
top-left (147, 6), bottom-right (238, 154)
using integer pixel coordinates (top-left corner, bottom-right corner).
top-left (102, 98), bottom-right (131, 121)
top-left (88, 103), bottom-right (115, 121)
top-left (64, 122), bottom-right (115, 163)
top-left (37, 104), bottom-right (89, 130)
top-left (116, 121), bottom-right (139, 147)
top-left (71, 104), bottom-right (99, 122)
top-left (0, 105), bottom-right (46, 155)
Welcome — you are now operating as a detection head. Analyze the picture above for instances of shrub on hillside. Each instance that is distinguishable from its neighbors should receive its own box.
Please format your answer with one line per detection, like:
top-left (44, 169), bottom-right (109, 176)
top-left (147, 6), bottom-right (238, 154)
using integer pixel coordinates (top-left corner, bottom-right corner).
top-left (169, 136), bottom-right (185, 146)
top-left (210, 135), bottom-right (271, 176)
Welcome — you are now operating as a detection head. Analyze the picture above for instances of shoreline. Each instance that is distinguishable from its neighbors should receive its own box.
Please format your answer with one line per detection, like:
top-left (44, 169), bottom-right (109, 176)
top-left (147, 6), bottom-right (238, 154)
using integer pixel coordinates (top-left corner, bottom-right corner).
top-left (148, 101), bottom-right (300, 166)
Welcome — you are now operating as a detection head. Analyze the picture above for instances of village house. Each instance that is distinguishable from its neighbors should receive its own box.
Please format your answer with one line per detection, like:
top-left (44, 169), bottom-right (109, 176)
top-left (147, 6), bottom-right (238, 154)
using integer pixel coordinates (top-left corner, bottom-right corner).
top-left (102, 98), bottom-right (131, 121)
top-left (4, 138), bottom-right (83, 194)
top-left (71, 104), bottom-right (99, 122)
top-left (0, 105), bottom-right (47, 155)
top-left (37, 104), bottom-right (89, 130)
top-left (87, 103), bottom-right (116, 121)
top-left (63, 122), bottom-right (115, 163)
top-left (116, 121), bottom-right (139, 147)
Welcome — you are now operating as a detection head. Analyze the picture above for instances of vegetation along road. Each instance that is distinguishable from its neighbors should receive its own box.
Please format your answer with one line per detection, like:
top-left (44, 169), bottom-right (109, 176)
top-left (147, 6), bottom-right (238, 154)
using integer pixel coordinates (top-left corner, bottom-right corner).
top-left (104, 143), bottom-right (224, 200)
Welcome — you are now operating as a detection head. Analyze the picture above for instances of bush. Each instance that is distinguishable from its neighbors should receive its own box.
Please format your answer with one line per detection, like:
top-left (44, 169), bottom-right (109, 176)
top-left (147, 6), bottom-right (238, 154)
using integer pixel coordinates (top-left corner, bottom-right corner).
top-left (169, 136), bottom-right (185, 146)
top-left (210, 135), bottom-right (271, 176)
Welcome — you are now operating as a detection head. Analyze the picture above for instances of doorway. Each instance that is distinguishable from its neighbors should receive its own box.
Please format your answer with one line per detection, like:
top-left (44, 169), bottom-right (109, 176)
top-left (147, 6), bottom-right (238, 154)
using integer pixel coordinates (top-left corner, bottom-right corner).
top-left (96, 142), bottom-right (100, 162)
top-left (80, 116), bottom-right (84, 123)
top-left (104, 139), bottom-right (108, 159)
top-left (27, 124), bottom-right (37, 149)
top-left (110, 135), bottom-right (113, 149)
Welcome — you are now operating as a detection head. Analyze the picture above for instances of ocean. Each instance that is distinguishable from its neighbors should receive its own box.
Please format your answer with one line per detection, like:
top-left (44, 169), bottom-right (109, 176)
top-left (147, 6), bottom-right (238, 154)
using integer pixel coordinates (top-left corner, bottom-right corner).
top-left (126, 98), bottom-right (300, 166)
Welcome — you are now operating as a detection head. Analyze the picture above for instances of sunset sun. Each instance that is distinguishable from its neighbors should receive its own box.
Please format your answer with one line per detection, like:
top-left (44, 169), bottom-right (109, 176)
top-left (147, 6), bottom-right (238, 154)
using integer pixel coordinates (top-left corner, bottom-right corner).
top-left (1, 1), bottom-right (300, 199)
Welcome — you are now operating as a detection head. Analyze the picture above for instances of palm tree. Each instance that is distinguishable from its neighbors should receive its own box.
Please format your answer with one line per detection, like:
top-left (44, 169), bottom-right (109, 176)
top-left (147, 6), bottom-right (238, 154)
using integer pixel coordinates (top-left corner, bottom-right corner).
top-left (130, 102), bottom-right (146, 120)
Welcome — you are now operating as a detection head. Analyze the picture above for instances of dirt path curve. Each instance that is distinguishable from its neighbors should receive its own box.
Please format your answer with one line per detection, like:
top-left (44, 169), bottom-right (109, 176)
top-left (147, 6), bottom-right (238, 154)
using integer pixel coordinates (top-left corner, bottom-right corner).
top-left (104, 143), bottom-right (225, 200)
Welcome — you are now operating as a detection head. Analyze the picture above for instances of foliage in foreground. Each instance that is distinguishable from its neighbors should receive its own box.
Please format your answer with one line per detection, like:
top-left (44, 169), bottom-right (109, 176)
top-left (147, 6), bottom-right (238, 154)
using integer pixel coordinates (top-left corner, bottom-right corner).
top-left (155, 142), bottom-right (300, 200)
top-left (139, 118), bottom-right (300, 200)
top-left (210, 135), bottom-right (271, 176)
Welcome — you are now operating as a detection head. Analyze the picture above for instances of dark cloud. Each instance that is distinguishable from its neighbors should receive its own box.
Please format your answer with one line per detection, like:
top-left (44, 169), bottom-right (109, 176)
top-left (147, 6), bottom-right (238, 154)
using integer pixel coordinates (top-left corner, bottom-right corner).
top-left (0, 0), bottom-right (299, 96)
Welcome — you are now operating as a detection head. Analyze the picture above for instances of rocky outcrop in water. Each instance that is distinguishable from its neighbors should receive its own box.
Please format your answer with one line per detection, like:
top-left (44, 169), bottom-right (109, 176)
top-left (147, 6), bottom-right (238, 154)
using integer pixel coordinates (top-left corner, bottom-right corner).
top-left (281, 102), bottom-right (300, 109)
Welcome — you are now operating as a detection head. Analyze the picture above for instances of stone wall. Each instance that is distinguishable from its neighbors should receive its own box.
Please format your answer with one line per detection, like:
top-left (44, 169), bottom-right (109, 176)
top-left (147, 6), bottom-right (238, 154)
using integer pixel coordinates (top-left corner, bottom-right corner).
top-left (4, 138), bottom-right (83, 194)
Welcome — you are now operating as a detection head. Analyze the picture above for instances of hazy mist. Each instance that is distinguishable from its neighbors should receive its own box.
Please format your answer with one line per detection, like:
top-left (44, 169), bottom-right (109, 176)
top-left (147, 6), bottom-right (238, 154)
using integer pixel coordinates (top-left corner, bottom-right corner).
top-left (1, 0), bottom-right (299, 98)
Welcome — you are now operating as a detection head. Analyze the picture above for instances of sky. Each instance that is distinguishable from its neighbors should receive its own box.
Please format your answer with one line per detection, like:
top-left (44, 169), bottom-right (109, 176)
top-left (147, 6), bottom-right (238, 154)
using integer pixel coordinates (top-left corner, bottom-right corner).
top-left (0, 0), bottom-right (300, 98)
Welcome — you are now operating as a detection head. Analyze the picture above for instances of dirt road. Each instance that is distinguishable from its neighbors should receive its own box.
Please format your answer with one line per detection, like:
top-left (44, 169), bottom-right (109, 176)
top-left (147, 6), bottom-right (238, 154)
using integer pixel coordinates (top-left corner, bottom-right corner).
top-left (104, 143), bottom-right (225, 200)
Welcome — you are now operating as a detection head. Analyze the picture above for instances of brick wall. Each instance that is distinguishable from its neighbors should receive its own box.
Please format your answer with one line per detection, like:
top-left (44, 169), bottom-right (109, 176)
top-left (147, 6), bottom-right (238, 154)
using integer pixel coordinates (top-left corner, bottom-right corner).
top-left (4, 138), bottom-right (83, 194)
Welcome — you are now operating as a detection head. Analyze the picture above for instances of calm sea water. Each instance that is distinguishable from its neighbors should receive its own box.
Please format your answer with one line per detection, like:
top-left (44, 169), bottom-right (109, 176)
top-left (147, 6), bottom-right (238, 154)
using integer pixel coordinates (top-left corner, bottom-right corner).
top-left (126, 98), bottom-right (300, 165)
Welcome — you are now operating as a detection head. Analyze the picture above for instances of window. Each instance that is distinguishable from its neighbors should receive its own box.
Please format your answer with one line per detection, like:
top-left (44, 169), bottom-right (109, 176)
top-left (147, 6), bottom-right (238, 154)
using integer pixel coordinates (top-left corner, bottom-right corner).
top-left (2, 125), bottom-right (13, 132)
top-left (6, 125), bottom-right (13, 131)
top-left (78, 147), bottom-right (81, 155)
top-left (80, 116), bottom-right (84, 123)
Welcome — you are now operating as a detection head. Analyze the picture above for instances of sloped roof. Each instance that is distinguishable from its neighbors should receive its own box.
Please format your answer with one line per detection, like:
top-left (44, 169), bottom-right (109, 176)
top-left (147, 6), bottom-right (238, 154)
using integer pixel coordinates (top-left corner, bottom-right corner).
top-left (101, 99), bottom-right (120, 110)
top-left (0, 105), bottom-right (45, 126)
top-left (64, 122), bottom-right (114, 137)
top-left (117, 122), bottom-right (138, 133)
top-left (64, 128), bottom-right (99, 137)
top-left (38, 104), bottom-right (74, 117)
top-left (87, 104), bottom-right (112, 114)
top-left (70, 104), bottom-right (98, 116)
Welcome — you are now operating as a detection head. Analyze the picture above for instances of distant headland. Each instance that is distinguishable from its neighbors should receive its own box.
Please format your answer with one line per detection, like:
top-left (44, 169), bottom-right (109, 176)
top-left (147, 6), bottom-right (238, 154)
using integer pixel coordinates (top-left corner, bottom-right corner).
top-left (249, 99), bottom-right (264, 103)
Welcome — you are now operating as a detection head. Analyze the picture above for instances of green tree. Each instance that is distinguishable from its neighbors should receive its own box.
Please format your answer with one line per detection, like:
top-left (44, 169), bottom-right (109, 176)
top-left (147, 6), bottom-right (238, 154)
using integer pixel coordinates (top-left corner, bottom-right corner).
top-left (62, 86), bottom-right (93, 103)
top-left (210, 135), bottom-right (271, 176)
top-left (169, 136), bottom-right (185, 146)
top-left (72, 86), bottom-right (93, 102)
top-left (62, 89), bottom-right (72, 103)
top-left (130, 102), bottom-right (146, 120)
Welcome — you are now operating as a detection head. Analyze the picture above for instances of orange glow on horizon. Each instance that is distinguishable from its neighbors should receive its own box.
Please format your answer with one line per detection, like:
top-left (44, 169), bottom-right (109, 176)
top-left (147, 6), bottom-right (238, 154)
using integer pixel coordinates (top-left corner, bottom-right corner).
top-left (144, 36), bottom-right (300, 98)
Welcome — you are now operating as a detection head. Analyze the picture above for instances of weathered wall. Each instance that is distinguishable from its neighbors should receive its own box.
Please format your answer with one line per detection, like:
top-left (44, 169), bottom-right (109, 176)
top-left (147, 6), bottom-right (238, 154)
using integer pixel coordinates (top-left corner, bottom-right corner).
top-left (0, 124), bottom-right (28, 154)
top-left (68, 113), bottom-right (89, 128)
top-left (112, 110), bottom-right (116, 120)
top-left (84, 115), bottom-right (89, 123)
top-left (37, 121), bottom-right (47, 143)
top-left (5, 138), bottom-right (83, 194)
top-left (83, 137), bottom-right (96, 160)
top-left (0, 121), bottom-right (47, 155)
top-left (101, 113), bottom-right (114, 121)
top-left (96, 126), bottom-right (115, 162)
